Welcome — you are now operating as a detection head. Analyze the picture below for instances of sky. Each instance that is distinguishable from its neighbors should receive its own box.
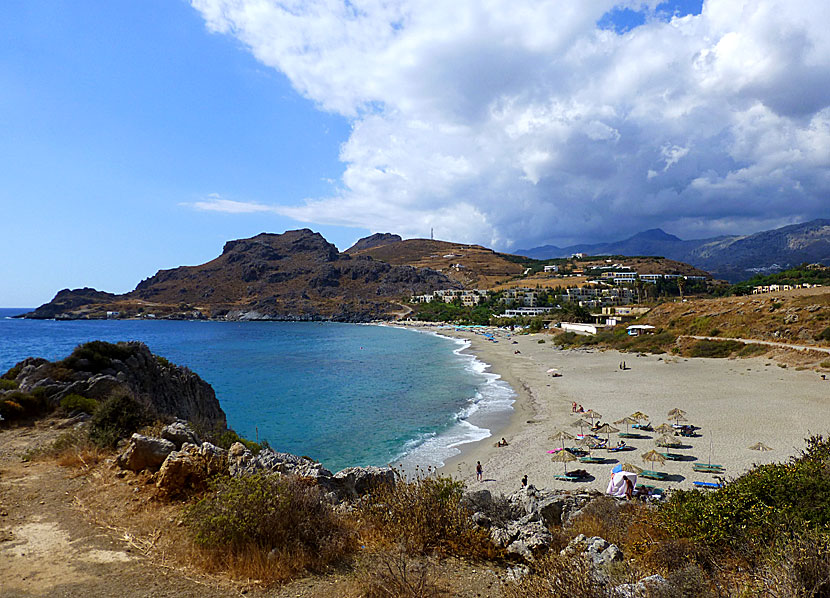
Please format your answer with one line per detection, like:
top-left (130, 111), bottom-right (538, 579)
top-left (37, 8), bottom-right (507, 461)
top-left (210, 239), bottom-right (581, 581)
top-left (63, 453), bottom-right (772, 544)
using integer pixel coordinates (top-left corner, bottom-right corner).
top-left (2, 0), bottom-right (829, 307)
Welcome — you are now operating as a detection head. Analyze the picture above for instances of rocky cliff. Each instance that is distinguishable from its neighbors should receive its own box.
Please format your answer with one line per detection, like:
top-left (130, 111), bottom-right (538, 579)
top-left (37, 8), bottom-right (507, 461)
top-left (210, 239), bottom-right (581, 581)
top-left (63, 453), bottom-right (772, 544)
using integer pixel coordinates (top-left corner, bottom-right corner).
top-left (24, 229), bottom-right (459, 321)
top-left (5, 341), bottom-right (226, 428)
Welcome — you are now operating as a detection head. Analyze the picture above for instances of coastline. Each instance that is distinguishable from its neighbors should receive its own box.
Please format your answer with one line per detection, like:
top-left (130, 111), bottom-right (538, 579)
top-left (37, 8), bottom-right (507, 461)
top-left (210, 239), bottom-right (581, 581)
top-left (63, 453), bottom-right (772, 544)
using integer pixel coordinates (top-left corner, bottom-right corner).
top-left (395, 322), bottom-right (830, 497)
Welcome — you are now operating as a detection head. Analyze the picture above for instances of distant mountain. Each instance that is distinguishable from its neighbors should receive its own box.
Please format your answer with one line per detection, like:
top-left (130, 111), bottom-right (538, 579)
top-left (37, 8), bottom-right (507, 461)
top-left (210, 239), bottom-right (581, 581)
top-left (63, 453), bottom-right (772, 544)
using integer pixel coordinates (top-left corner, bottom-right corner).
top-left (25, 230), bottom-right (459, 321)
top-left (516, 219), bottom-right (830, 282)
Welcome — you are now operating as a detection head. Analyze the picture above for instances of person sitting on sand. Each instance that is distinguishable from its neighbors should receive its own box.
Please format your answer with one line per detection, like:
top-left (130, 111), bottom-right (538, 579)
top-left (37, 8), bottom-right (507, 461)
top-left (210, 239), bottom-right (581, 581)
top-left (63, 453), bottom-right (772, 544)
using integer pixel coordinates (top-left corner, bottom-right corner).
top-left (577, 404), bottom-right (584, 413)
top-left (617, 440), bottom-right (626, 448)
top-left (521, 474), bottom-right (528, 487)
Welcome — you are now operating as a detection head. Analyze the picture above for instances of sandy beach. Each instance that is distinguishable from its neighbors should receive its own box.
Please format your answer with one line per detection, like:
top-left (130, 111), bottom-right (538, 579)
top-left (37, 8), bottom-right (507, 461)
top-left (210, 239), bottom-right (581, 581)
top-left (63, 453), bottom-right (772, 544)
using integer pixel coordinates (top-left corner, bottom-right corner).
top-left (401, 323), bottom-right (830, 496)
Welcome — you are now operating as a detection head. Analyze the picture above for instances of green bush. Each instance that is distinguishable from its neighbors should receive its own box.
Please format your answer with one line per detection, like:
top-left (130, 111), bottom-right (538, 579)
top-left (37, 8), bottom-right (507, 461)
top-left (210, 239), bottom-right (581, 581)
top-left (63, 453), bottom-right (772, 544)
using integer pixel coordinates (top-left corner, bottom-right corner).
top-left (185, 474), bottom-right (354, 574)
top-left (59, 393), bottom-right (98, 414)
top-left (660, 436), bottom-right (830, 548)
top-left (687, 339), bottom-right (744, 358)
top-left (88, 392), bottom-right (151, 448)
top-left (60, 340), bottom-right (134, 374)
top-left (0, 390), bottom-right (48, 421)
top-left (0, 379), bottom-right (18, 390)
top-left (815, 327), bottom-right (830, 342)
top-left (537, 339), bottom-right (546, 344)
top-left (738, 343), bottom-right (768, 357)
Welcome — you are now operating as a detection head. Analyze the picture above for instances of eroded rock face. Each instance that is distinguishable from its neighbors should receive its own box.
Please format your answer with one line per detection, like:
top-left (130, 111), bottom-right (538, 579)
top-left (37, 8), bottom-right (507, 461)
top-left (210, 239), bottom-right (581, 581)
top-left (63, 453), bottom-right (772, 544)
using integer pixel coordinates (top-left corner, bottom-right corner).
top-left (161, 421), bottom-right (200, 449)
top-left (115, 434), bottom-right (176, 472)
top-left (561, 534), bottom-right (624, 567)
top-left (155, 442), bottom-right (229, 496)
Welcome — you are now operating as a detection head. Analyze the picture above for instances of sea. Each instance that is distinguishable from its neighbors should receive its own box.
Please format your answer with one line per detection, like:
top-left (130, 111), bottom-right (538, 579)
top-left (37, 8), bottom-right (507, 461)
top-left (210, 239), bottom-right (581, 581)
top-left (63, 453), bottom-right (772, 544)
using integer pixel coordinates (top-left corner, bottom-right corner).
top-left (0, 308), bottom-right (514, 472)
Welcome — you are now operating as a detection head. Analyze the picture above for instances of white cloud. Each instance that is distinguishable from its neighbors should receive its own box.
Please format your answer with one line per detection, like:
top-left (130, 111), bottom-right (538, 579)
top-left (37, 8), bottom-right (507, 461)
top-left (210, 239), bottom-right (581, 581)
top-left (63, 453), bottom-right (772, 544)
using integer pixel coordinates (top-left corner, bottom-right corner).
top-left (185, 194), bottom-right (280, 214)
top-left (191, 0), bottom-right (830, 247)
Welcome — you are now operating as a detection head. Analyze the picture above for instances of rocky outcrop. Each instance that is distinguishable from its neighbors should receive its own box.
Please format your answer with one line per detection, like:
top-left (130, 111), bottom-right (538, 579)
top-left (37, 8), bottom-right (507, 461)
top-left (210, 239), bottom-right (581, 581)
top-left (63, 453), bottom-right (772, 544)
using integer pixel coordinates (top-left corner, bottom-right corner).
top-left (332, 466), bottom-right (396, 500)
top-left (24, 229), bottom-right (459, 322)
top-left (115, 434), bottom-right (176, 472)
top-left (160, 421), bottom-right (200, 449)
top-left (345, 233), bottom-right (402, 253)
top-left (155, 442), bottom-right (229, 496)
top-left (561, 534), bottom-right (624, 567)
top-left (6, 341), bottom-right (226, 428)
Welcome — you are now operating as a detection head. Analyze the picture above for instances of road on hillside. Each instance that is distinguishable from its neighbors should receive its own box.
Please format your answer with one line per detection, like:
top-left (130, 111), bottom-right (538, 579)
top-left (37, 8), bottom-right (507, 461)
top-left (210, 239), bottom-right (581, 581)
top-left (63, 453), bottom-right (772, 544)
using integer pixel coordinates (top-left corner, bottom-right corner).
top-left (682, 335), bottom-right (830, 355)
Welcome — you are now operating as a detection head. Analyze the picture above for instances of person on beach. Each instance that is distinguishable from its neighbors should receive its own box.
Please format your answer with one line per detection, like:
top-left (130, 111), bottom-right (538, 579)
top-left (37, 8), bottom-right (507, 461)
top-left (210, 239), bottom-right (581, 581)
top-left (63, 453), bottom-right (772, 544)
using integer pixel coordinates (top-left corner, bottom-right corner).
top-left (476, 461), bottom-right (483, 482)
top-left (572, 402), bottom-right (577, 412)
top-left (521, 474), bottom-right (528, 488)
top-left (624, 476), bottom-right (634, 500)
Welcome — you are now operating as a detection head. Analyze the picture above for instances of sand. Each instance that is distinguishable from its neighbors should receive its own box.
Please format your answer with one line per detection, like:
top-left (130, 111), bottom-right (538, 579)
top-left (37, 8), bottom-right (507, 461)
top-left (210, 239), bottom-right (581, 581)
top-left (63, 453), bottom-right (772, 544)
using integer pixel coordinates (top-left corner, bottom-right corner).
top-left (400, 323), bottom-right (830, 496)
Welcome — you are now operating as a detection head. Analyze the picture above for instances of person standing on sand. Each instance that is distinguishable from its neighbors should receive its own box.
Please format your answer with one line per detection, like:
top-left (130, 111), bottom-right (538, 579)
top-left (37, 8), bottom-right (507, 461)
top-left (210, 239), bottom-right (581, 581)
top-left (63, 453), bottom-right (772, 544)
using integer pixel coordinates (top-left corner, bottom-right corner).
top-left (624, 476), bottom-right (634, 500)
top-left (521, 474), bottom-right (528, 488)
top-left (476, 461), bottom-right (483, 482)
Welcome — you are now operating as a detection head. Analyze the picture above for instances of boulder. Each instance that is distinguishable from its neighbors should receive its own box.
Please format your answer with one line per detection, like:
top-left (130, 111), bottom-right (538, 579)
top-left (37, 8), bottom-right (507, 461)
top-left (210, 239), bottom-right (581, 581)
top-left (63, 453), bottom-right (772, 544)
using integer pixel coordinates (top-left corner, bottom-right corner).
top-left (613, 574), bottom-right (668, 598)
top-left (160, 421), bottom-right (200, 448)
top-left (332, 466), bottom-right (395, 499)
top-left (115, 434), bottom-right (176, 472)
top-left (156, 441), bottom-right (229, 496)
top-left (561, 534), bottom-right (623, 567)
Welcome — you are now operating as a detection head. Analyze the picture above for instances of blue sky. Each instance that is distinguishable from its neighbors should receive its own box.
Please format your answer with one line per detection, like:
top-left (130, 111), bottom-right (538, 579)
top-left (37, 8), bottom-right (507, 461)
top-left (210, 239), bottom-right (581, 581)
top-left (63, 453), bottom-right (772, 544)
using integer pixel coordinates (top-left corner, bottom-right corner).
top-left (2, 0), bottom-right (828, 307)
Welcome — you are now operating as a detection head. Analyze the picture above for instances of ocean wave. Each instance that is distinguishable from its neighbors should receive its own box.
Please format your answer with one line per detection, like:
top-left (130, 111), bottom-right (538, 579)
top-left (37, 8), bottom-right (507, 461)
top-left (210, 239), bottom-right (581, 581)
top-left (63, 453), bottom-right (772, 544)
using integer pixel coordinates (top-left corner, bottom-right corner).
top-left (387, 324), bottom-right (517, 471)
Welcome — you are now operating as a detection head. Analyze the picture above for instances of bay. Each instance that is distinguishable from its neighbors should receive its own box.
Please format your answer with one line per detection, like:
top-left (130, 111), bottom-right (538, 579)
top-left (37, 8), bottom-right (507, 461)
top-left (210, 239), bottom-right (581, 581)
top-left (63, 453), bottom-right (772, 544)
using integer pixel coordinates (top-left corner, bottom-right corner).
top-left (0, 309), bottom-right (513, 472)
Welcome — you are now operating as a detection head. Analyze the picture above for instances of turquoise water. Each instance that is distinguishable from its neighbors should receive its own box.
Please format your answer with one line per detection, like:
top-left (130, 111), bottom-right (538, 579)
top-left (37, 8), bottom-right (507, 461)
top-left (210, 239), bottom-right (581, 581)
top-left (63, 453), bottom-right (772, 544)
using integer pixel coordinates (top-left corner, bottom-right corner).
top-left (0, 309), bottom-right (514, 471)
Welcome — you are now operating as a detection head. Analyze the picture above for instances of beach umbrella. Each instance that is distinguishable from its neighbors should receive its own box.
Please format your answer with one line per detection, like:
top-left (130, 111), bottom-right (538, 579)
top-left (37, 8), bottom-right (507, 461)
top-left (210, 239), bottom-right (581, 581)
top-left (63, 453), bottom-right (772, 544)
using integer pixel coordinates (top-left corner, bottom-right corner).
top-left (570, 418), bottom-right (592, 436)
top-left (613, 462), bottom-right (643, 474)
top-left (550, 449), bottom-right (578, 473)
top-left (654, 423), bottom-right (675, 435)
top-left (549, 430), bottom-right (575, 450)
top-left (656, 434), bottom-right (681, 448)
top-left (614, 416), bottom-right (638, 434)
top-left (671, 414), bottom-right (688, 424)
top-left (630, 411), bottom-right (649, 422)
top-left (668, 408), bottom-right (687, 424)
top-left (583, 409), bottom-right (602, 425)
top-left (749, 442), bottom-right (773, 451)
top-left (594, 423), bottom-right (619, 443)
top-left (575, 436), bottom-right (601, 455)
top-left (641, 449), bottom-right (667, 469)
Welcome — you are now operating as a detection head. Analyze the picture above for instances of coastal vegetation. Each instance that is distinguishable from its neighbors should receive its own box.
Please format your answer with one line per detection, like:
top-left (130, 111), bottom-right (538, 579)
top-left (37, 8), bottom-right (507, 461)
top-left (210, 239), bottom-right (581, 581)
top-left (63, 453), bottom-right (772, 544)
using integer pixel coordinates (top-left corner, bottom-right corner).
top-left (727, 264), bottom-right (830, 296)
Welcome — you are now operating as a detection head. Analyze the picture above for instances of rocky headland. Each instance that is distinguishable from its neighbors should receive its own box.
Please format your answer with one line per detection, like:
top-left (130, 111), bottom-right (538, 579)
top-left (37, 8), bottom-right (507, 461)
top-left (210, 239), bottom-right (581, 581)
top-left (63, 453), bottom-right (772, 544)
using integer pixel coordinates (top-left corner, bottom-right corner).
top-left (23, 229), bottom-right (460, 322)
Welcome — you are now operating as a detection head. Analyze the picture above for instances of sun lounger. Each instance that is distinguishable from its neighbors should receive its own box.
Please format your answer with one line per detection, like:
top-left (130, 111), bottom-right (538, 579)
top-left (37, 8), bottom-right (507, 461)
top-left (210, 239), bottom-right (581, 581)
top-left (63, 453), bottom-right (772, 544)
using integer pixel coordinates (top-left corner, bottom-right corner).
top-left (640, 470), bottom-right (668, 481)
top-left (632, 423), bottom-right (652, 431)
top-left (618, 432), bottom-right (639, 439)
top-left (555, 474), bottom-right (582, 481)
top-left (636, 484), bottom-right (664, 497)
top-left (607, 445), bottom-right (633, 452)
top-left (579, 456), bottom-right (605, 464)
top-left (693, 463), bottom-right (724, 470)
top-left (658, 452), bottom-right (683, 460)
top-left (693, 481), bottom-right (723, 489)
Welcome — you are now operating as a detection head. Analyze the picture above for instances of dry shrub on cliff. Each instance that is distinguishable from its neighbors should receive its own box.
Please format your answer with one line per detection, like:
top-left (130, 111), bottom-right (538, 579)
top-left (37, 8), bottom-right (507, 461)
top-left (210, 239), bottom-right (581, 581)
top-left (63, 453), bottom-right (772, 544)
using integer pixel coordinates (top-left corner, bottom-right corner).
top-left (500, 553), bottom-right (611, 598)
top-left (184, 474), bottom-right (356, 581)
top-left (347, 549), bottom-right (447, 598)
top-left (357, 471), bottom-right (496, 559)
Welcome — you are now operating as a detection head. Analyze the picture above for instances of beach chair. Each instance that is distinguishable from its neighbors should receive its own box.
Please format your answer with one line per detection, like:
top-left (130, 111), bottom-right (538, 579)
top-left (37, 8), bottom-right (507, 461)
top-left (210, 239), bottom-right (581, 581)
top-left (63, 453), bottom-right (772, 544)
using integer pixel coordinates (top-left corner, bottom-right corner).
top-left (640, 470), bottom-right (668, 481)
top-left (658, 452), bottom-right (684, 461)
top-left (693, 481), bottom-right (723, 489)
top-left (554, 474), bottom-right (581, 481)
top-left (617, 432), bottom-right (640, 439)
top-left (607, 445), bottom-right (633, 453)
top-left (693, 463), bottom-right (724, 473)
top-left (632, 423), bottom-right (653, 431)
top-left (579, 455), bottom-right (605, 464)
top-left (636, 484), bottom-right (664, 497)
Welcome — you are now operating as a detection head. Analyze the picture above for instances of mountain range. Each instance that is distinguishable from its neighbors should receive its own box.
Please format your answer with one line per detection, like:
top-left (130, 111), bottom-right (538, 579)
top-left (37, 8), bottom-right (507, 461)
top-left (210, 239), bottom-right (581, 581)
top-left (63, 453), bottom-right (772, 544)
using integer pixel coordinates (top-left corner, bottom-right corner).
top-left (516, 219), bottom-right (830, 282)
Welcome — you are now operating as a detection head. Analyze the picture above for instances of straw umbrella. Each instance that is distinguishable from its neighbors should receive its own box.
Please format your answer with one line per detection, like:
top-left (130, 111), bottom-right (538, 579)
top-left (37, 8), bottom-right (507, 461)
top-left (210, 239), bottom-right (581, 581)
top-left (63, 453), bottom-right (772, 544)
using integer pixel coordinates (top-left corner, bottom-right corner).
top-left (583, 409), bottom-right (602, 425)
top-left (549, 430), bottom-right (575, 450)
top-left (654, 423), bottom-right (676, 435)
top-left (667, 408), bottom-right (687, 424)
top-left (641, 449), bottom-right (667, 470)
top-left (570, 418), bottom-right (592, 437)
top-left (575, 436), bottom-right (601, 456)
top-left (656, 434), bottom-right (681, 448)
top-left (594, 423), bottom-right (619, 444)
top-left (551, 449), bottom-right (578, 474)
top-left (614, 416), bottom-right (639, 434)
top-left (630, 411), bottom-right (649, 422)
top-left (618, 462), bottom-right (643, 474)
top-left (749, 442), bottom-right (773, 451)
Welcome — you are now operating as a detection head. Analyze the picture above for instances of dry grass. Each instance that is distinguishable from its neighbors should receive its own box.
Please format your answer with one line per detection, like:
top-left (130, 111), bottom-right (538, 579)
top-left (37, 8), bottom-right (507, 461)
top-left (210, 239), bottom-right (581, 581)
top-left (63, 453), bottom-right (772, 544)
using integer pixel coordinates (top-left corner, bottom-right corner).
top-left (346, 550), bottom-right (447, 598)
top-left (500, 553), bottom-right (612, 598)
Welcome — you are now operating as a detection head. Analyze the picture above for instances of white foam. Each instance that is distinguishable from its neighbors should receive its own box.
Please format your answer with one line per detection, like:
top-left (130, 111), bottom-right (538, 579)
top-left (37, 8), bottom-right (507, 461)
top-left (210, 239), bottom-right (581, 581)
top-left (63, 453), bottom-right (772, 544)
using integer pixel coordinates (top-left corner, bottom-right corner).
top-left (387, 325), bottom-right (517, 472)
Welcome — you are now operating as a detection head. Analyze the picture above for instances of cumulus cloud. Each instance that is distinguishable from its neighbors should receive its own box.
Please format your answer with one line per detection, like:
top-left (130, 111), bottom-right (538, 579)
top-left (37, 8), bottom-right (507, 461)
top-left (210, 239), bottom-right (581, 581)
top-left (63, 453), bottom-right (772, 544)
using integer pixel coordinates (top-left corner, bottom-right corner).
top-left (190, 0), bottom-right (830, 248)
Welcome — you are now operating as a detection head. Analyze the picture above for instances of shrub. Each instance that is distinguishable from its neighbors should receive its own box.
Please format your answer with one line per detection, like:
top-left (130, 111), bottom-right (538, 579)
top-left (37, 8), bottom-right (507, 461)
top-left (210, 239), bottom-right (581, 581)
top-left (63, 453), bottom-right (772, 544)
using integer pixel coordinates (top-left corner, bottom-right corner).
top-left (537, 339), bottom-right (546, 344)
top-left (501, 553), bottom-right (611, 598)
top-left (815, 327), bottom-right (830, 342)
top-left (738, 344), bottom-right (768, 358)
top-left (821, 360), bottom-right (830, 369)
top-left (59, 393), bottom-right (98, 414)
top-left (359, 472), bottom-right (495, 558)
top-left (754, 530), bottom-right (830, 598)
top-left (660, 436), bottom-right (830, 549)
top-left (350, 550), bottom-right (446, 598)
top-left (60, 340), bottom-right (134, 374)
top-left (709, 328), bottom-right (721, 337)
top-left (0, 390), bottom-right (48, 421)
top-left (185, 474), bottom-right (354, 580)
top-left (687, 340), bottom-right (743, 358)
top-left (0, 379), bottom-right (18, 390)
top-left (88, 392), bottom-right (151, 448)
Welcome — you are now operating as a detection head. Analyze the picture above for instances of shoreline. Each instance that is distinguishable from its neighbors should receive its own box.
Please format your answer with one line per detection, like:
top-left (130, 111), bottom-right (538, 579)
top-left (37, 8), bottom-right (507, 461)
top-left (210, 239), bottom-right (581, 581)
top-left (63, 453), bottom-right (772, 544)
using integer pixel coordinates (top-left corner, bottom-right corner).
top-left (396, 323), bottom-right (830, 497)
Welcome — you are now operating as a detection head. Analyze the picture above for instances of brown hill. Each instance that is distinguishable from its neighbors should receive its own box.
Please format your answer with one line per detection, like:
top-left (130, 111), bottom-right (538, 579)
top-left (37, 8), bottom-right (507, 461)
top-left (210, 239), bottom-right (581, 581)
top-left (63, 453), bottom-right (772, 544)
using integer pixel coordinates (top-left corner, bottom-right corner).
top-left (25, 230), bottom-right (459, 321)
top-left (348, 238), bottom-right (525, 288)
